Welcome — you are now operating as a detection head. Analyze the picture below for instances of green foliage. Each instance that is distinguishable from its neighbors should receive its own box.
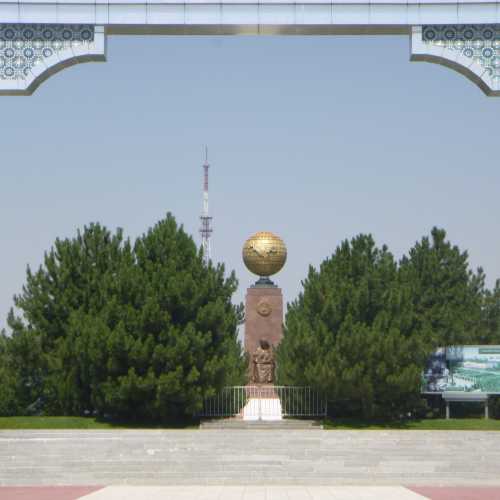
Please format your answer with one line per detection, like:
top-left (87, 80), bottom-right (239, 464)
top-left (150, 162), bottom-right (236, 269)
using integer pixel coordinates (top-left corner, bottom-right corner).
top-left (398, 227), bottom-right (500, 346)
top-left (478, 281), bottom-right (500, 344)
top-left (278, 228), bottom-right (499, 420)
top-left (4, 222), bottom-right (499, 422)
top-left (0, 324), bottom-right (45, 415)
top-left (277, 234), bottom-right (430, 419)
top-left (2, 214), bottom-right (245, 420)
top-left (0, 331), bottom-right (19, 416)
top-left (399, 227), bottom-right (485, 346)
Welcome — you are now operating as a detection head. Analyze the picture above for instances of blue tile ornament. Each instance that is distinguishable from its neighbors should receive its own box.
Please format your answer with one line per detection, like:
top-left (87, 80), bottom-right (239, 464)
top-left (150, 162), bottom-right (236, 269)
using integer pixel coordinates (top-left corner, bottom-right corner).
top-left (422, 25), bottom-right (500, 84)
top-left (0, 24), bottom-right (94, 81)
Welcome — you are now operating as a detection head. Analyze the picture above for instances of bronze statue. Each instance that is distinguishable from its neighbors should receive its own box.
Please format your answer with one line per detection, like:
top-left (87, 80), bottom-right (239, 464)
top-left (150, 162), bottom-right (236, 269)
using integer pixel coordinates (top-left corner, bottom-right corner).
top-left (252, 339), bottom-right (275, 384)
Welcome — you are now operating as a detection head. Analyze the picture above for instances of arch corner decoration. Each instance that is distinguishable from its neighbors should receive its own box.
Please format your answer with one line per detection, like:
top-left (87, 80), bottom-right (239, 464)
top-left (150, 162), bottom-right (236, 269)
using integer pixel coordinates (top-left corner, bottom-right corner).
top-left (410, 25), bottom-right (500, 97)
top-left (0, 24), bottom-right (106, 96)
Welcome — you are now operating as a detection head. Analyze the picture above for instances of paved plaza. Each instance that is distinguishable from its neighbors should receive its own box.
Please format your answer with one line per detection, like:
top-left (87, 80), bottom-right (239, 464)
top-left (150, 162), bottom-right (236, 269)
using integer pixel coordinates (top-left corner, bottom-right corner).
top-left (4, 485), bottom-right (500, 500)
top-left (1, 429), bottom-right (500, 499)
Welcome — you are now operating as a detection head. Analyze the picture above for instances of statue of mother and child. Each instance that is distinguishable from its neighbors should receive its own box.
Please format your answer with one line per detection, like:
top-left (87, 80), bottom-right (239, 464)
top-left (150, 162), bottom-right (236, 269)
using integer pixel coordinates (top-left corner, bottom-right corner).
top-left (251, 339), bottom-right (275, 385)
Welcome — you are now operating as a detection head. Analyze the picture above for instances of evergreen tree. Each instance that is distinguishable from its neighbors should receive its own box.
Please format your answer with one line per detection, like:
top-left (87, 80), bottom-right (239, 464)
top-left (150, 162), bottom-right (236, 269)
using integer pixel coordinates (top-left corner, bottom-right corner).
top-left (478, 280), bottom-right (500, 344)
top-left (0, 330), bottom-right (20, 416)
top-left (3, 214), bottom-right (245, 420)
top-left (277, 235), bottom-right (430, 419)
top-left (399, 227), bottom-right (484, 347)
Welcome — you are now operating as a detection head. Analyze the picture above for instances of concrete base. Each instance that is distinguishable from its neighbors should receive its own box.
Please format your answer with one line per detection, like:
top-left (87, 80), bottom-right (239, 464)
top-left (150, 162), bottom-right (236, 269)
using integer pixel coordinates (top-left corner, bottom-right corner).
top-left (242, 398), bottom-right (283, 421)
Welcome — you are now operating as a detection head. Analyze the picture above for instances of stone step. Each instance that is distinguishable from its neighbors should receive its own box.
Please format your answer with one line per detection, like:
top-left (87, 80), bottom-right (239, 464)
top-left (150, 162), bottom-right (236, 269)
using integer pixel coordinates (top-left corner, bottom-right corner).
top-left (199, 418), bottom-right (323, 429)
top-left (3, 429), bottom-right (500, 486)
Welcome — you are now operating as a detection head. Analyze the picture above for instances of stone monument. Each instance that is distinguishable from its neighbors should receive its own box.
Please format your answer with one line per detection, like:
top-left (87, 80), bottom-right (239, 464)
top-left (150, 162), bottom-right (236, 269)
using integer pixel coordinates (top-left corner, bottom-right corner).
top-left (242, 231), bottom-right (287, 385)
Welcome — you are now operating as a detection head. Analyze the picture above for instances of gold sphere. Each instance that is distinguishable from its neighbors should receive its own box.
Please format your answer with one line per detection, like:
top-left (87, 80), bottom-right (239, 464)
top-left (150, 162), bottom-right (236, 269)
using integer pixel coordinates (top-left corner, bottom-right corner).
top-left (242, 231), bottom-right (287, 277)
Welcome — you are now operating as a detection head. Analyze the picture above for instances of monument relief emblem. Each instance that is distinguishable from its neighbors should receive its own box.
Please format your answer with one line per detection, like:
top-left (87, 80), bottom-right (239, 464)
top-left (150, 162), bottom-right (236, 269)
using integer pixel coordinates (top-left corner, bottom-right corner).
top-left (257, 300), bottom-right (272, 317)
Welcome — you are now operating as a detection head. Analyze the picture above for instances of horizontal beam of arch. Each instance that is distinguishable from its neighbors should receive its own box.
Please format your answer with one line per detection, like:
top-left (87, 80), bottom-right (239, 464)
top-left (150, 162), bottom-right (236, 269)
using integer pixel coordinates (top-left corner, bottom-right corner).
top-left (0, 1), bottom-right (499, 95)
top-left (1, 1), bottom-right (499, 28)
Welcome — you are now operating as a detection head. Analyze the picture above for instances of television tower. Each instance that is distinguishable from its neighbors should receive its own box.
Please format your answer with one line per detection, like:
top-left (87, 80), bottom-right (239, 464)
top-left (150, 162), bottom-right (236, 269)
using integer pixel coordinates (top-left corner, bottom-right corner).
top-left (199, 147), bottom-right (213, 264)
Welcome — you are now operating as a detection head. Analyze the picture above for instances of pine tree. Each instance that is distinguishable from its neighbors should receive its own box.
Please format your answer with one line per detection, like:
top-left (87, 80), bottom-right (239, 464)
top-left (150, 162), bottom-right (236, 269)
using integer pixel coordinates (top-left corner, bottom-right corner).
top-left (0, 330), bottom-right (20, 416)
top-left (277, 235), bottom-right (430, 419)
top-left (3, 214), bottom-right (245, 420)
top-left (478, 280), bottom-right (500, 344)
top-left (399, 227), bottom-right (484, 347)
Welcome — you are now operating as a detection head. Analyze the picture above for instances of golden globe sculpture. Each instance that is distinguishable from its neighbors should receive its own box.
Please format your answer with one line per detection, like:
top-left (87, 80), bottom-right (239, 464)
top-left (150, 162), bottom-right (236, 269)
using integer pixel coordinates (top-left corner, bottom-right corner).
top-left (242, 231), bottom-right (287, 280)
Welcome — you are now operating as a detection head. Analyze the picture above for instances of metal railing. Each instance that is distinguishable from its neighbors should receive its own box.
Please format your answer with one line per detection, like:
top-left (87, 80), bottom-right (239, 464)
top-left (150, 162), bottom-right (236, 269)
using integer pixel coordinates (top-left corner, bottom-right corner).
top-left (199, 385), bottom-right (327, 418)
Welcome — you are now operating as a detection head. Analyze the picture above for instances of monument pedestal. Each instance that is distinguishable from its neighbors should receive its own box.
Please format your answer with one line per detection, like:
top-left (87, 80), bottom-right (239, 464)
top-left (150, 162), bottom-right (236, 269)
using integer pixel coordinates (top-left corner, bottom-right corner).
top-left (241, 385), bottom-right (283, 421)
top-left (242, 397), bottom-right (283, 421)
top-left (244, 285), bottom-right (283, 357)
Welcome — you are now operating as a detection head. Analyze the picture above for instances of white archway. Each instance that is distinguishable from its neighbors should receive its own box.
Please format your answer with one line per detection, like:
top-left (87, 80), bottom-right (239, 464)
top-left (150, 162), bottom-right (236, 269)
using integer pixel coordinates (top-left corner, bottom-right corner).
top-left (0, 2), bottom-right (499, 96)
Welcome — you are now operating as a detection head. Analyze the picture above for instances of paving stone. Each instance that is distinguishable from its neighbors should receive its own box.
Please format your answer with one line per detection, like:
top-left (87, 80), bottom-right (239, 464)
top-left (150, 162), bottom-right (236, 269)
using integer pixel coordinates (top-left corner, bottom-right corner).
top-left (77, 486), bottom-right (430, 500)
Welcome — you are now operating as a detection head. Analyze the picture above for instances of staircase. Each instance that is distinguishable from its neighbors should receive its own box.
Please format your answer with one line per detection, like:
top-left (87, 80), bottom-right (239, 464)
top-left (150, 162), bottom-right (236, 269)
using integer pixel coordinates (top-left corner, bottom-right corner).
top-left (199, 418), bottom-right (323, 429)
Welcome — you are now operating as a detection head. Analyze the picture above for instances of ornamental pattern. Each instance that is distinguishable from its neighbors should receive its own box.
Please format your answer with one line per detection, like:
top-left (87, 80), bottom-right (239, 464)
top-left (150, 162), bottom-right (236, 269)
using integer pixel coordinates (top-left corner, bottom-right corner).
top-left (0, 24), bottom-right (94, 81)
top-left (422, 25), bottom-right (500, 87)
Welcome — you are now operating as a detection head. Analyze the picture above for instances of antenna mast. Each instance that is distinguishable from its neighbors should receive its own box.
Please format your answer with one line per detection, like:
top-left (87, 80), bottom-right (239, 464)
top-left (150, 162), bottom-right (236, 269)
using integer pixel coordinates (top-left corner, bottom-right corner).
top-left (199, 147), bottom-right (213, 264)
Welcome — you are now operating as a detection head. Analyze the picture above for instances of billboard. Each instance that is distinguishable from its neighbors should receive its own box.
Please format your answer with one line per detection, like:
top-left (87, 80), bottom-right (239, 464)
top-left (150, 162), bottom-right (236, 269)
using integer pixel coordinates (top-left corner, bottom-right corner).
top-left (423, 346), bottom-right (500, 394)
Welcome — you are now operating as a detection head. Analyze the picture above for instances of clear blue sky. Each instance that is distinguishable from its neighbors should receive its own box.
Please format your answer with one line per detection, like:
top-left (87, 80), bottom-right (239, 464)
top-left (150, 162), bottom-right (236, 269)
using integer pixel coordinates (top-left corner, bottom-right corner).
top-left (1, 34), bottom-right (500, 332)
